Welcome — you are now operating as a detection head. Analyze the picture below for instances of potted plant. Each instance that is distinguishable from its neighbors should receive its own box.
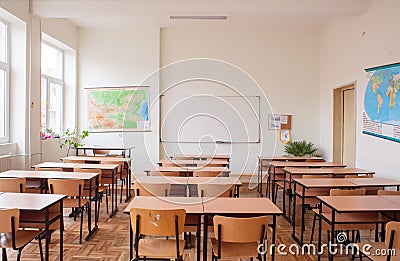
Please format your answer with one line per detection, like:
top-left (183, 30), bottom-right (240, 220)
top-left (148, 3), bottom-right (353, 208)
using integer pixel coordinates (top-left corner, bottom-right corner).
top-left (284, 140), bottom-right (318, 156)
top-left (59, 128), bottom-right (89, 156)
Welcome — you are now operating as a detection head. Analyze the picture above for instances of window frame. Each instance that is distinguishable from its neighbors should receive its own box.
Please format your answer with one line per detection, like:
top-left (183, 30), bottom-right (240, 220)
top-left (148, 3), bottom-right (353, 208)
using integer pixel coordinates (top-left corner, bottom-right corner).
top-left (41, 40), bottom-right (65, 135)
top-left (0, 18), bottom-right (9, 143)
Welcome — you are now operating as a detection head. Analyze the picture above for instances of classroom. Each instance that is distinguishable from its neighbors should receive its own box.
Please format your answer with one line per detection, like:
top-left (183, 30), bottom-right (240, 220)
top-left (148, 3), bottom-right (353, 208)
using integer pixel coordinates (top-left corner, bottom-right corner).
top-left (0, 0), bottom-right (399, 260)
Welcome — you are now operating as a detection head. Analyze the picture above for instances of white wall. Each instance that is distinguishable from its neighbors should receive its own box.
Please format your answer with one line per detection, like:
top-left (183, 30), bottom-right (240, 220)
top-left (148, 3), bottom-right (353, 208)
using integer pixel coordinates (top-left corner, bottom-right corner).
top-left (160, 25), bottom-right (320, 173)
top-left (78, 27), bottom-right (160, 174)
top-left (319, 0), bottom-right (400, 178)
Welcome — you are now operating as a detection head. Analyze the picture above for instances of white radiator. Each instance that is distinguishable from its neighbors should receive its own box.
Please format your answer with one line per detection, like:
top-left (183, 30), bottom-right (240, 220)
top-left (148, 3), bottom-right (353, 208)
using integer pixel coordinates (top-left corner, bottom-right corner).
top-left (0, 154), bottom-right (12, 172)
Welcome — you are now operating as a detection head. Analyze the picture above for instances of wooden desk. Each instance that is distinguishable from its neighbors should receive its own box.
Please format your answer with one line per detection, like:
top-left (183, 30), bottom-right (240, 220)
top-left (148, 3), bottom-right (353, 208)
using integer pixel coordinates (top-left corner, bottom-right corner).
top-left (346, 177), bottom-right (400, 188)
top-left (202, 197), bottom-right (282, 261)
top-left (316, 196), bottom-right (397, 261)
top-left (257, 156), bottom-right (324, 195)
top-left (124, 196), bottom-right (203, 261)
top-left (77, 145), bottom-right (134, 158)
top-left (0, 170), bottom-right (100, 240)
top-left (283, 168), bottom-right (373, 219)
top-left (158, 159), bottom-right (229, 167)
top-left (268, 162), bottom-right (346, 202)
top-left (33, 162), bottom-right (79, 171)
top-left (0, 192), bottom-right (66, 261)
top-left (146, 166), bottom-right (231, 177)
top-left (171, 154), bottom-right (230, 161)
top-left (62, 155), bottom-right (133, 202)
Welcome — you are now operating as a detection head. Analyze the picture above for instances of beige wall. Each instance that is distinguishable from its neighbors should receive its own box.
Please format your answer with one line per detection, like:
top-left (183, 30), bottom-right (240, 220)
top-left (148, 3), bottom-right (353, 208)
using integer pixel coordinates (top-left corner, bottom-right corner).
top-left (319, 0), bottom-right (400, 177)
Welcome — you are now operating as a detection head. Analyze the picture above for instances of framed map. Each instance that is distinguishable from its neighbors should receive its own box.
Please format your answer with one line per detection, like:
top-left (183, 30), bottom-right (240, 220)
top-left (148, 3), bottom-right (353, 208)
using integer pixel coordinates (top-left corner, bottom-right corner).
top-left (363, 63), bottom-right (400, 142)
top-left (86, 86), bottom-right (150, 132)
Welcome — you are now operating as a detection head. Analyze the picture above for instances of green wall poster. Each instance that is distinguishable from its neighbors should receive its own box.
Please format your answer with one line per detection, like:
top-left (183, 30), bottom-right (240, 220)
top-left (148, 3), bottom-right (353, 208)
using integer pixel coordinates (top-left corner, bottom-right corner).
top-left (86, 86), bottom-right (150, 132)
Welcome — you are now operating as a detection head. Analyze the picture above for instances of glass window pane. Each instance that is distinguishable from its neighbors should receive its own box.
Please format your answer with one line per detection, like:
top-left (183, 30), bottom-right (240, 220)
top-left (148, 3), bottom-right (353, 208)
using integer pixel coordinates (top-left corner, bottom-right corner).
top-left (41, 77), bottom-right (47, 130)
top-left (41, 43), bottom-right (63, 79)
top-left (0, 69), bottom-right (5, 138)
top-left (0, 22), bottom-right (6, 63)
top-left (48, 82), bottom-right (62, 134)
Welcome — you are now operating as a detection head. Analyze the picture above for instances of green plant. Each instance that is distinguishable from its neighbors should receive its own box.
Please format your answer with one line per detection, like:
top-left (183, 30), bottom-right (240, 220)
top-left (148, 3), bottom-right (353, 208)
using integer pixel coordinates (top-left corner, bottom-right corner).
top-left (284, 140), bottom-right (318, 156)
top-left (60, 128), bottom-right (89, 156)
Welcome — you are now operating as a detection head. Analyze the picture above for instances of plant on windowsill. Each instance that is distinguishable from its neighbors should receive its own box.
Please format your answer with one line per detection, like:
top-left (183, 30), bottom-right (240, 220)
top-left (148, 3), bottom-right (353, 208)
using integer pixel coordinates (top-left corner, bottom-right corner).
top-left (59, 128), bottom-right (89, 156)
top-left (284, 140), bottom-right (319, 157)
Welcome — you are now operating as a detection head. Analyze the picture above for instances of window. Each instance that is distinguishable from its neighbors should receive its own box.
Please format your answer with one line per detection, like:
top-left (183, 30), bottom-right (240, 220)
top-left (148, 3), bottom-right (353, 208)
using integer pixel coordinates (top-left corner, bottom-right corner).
top-left (0, 19), bottom-right (9, 143)
top-left (41, 41), bottom-right (64, 135)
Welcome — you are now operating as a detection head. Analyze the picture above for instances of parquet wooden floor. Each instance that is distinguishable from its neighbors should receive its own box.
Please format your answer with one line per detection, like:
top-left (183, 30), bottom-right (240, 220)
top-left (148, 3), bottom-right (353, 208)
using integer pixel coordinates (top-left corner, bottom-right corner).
top-left (4, 185), bottom-right (376, 260)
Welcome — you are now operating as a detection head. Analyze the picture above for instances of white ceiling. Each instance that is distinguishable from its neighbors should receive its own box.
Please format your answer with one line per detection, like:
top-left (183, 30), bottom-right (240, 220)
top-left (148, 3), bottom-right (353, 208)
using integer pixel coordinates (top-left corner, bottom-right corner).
top-left (32, 0), bottom-right (371, 28)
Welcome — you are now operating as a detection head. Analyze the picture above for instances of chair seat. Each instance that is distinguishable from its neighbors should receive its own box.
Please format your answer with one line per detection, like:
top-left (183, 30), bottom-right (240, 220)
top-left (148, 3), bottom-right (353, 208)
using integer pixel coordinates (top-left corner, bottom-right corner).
top-left (0, 229), bottom-right (42, 249)
top-left (357, 242), bottom-right (400, 261)
top-left (137, 238), bottom-right (185, 258)
top-left (211, 238), bottom-right (259, 258)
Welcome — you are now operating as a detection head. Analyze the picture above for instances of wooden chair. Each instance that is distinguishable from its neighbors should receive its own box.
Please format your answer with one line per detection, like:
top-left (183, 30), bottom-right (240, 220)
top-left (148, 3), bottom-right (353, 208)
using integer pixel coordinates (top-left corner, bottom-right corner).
top-left (345, 174), bottom-right (380, 195)
top-left (378, 190), bottom-right (400, 196)
top-left (330, 188), bottom-right (367, 196)
top-left (93, 149), bottom-right (110, 156)
top-left (133, 182), bottom-right (170, 196)
top-left (305, 158), bottom-right (326, 162)
top-left (149, 171), bottom-right (181, 177)
top-left (0, 178), bottom-right (26, 193)
top-left (130, 208), bottom-right (186, 261)
top-left (74, 167), bottom-right (109, 216)
top-left (198, 183), bottom-right (234, 197)
top-left (211, 215), bottom-right (270, 260)
top-left (354, 221), bottom-right (400, 261)
top-left (62, 159), bottom-right (86, 163)
top-left (193, 171), bottom-right (222, 177)
top-left (0, 208), bottom-right (43, 261)
top-left (101, 160), bottom-right (126, 203)
top-left (48, 178), bottom-right (89, 244)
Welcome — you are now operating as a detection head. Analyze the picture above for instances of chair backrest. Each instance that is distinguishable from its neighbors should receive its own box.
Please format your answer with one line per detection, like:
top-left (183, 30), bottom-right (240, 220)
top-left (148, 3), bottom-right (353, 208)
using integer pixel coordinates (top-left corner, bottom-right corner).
top-left (330, 188), bottom-right (366, 196)
top-left (385, 221), bottom-right (400, 249)
top-left (345, 174), bottom-right (373, 178)
top-left (130, 208), bottom-right (186, 237)
top-left (74, 167), bottom-right (102, 183)
top-left (198, 183), bottom-right (233, 197)
top-left (48, 178), bottom-right (85, 197)
top-left (149, 171), bottom-right (181, 177)
top-left (0, 178), bottom-right (26, 193)
top-left (213, 215), bottom-right (270, 243)
top-left (93, 149), bottom-right (110, 156)
top-left (0, 208), bottom-right (19, 233)
top-left (378, 190), bottom-right (400, 196)
top-left (302, 174), bottom-right (333, 179)
top-left (100, 160), bottom-right (123, 172)
top-left (35, 167), bottom-right (63, 172)
top-left (62, 159), bottom-right (86, 164)
top-left (134, 182), bottom-right (171, 196)
top-left (193, 171), bottom-right (222, 177)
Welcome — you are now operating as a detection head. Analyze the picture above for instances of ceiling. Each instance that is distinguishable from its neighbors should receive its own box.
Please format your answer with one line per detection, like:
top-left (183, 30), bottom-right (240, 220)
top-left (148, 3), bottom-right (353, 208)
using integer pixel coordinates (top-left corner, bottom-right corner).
top-left (31, 0), bottom-right (371, 28)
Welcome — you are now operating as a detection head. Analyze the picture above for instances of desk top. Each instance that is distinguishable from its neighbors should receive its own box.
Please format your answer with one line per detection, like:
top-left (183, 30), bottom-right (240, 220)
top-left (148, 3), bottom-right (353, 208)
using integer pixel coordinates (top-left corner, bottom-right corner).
top-left (258, 156), bottom-right (324, 161)
top-left (284, 167), bottom-right (374, 175)
top-left (79, 145), bottom-right (134, 150)
top-left (293, 178), bottom-right (356, 188)
top-left (0, 192), bottom-right (66, 211)
top-left (317, 195), bottom-right (400, 212)
top-left (75, 163), bottom-right (119, 170)
top-left (152, 167), bottom-right (230, 172)
top-left (187, 177), bottom-right (242, 185)
top-left (62, 156), bottom-right (132, 163)
top-left (345, 177), bottom-right (400, 187)
top-left (172, 154), bottom-right (230, 160)
top-left (134, 176), bottom-right (189, 184)
top-left (271, 161), bottom-right (346, 168)
top-left (33, 162), bottom-right (78, 169)
top-left (0, 170), bottom-right (99, 179)
top-left (158, 159), bottom-right (229, 166)
top-left (380, 196), bottom-right (400, 206)
top-left (124, 196), bottom-right (204, 214)
top-left (202, 197), bottom-right (282, 215)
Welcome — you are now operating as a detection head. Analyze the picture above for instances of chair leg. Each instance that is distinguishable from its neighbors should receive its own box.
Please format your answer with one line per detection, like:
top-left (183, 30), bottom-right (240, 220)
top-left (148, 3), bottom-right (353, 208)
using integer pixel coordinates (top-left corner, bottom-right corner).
top-left (38, 235), bottom-right (44, 261)
top-left (2, 248), bottom-right (7, 261)
top-left (105, 190), bottom-right (109, 213)
top-left (310, 212), bottom-right (317, 244)
top-left (120, 178), bottom-right (123, 203)
top-left (16, 249), bottom-right (22, 261)
top-left (80, 206), bottom-right (84, 244)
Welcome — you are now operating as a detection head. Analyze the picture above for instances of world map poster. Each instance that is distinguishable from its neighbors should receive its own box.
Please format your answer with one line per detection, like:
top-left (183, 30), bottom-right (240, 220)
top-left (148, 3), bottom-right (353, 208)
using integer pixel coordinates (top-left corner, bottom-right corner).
top-left (363, 63), bottom-right (400, 142)
top-left (87, 86), bottom-right (150, 132)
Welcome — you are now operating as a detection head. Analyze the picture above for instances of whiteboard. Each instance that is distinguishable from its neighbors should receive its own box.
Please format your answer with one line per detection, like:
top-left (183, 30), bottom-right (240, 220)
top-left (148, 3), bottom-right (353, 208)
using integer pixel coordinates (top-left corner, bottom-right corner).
top-left (160, 95), bottom-right (260, 143)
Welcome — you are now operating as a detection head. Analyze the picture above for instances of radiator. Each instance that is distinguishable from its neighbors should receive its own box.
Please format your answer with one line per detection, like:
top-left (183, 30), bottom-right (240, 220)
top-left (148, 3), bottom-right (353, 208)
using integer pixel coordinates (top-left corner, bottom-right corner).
top-left (0, 154), bottom-right (12, 172)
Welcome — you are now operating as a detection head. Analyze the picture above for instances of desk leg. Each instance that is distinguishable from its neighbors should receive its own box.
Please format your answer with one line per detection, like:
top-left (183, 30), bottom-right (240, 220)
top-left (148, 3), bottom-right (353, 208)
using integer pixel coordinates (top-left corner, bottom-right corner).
top-left (59, 200), bottom-right (64, 261)
top-left (300, 186), bottom-right (305, 245)
top-left (45, 210), bottom-right (49, 261)
top-left (109, 169), bottom-right (118, 217)
top-left (203, 214), bottom-right (208, 261)
top-left (271, 215), bottom-right (276, 261)
top-left (317, 202), bottom-right (322, 261)
top-left (129, 222), bottom-right (133, 260)
top-left (85, 177), bottom-right (99, 240)
top-left (329, 211), bottom-right (336, 261)
top-left (197, 215), bottom-right (201, 261)
top-left (291, 182), bottom-right (299, 244)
